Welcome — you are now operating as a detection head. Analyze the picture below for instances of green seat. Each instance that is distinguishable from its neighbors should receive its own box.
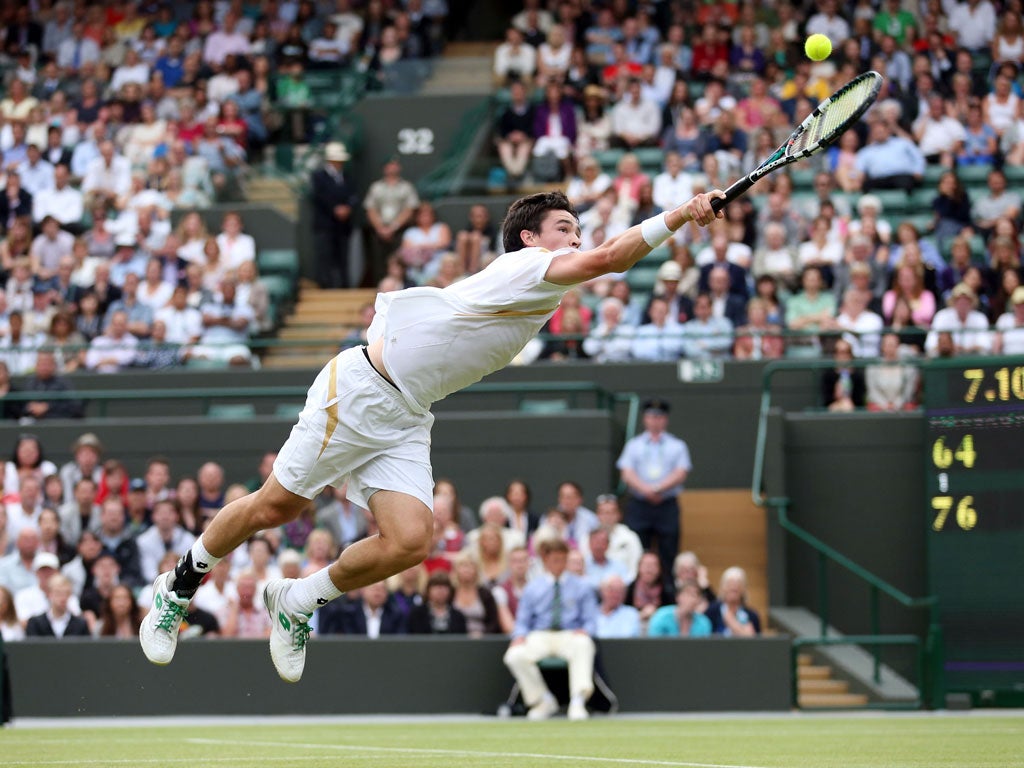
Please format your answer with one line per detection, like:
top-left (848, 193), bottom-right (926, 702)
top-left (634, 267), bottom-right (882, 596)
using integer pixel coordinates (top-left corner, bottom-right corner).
top-left (1003, 165), bottom-right (1024, 184)
top-left (910, 187), bottom-right (937, 209)
top-left (593, 148), bottom-right (625, 172)
top-left (633, 147), bottom-right (666, 170)
top-left (627, 265), bottom-right (660, 292)
top-left (790, 167), bottom-right (818, 191)
top-left (207, 403), bottom-right (256, 419)
top-left (258, 249), bottom-right (300, 280)
top-left (646, 245), bottom-right (671, 265)
top-left (956, 163), bottom-right (994, 184)
top-left (518, 399), bottom-right (570, 414)
top-left (923, 164), bottom-right (946, 185)
top-left (872, 189), bottom-right (911, 215)
top-left (274, 402), bottom-right (305, 419)
top-left (901, 213), bottom-right (935, 234)
top-left (260, 274), bottom-right (294, 304)
top-left (185, 357), bottom-right (230, 370)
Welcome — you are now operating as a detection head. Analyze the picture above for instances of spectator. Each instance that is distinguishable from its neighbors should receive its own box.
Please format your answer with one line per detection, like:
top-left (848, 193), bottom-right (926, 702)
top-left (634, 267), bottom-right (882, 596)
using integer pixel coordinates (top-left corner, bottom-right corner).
top-left (575, 85), bottom-right (613, 163)
top-left (81, 141), bottom-right (132, 207)
top-left (399, 202), bottom-right (452, 284)
top-left (503, 538), bottom-right (597, 721)
top-left (154, 285), bottom-right (203, 346)
top-left (220, 571), bottom-right (272, 638)
top-left (993, 286), bottom-right (1024, 354)
top-left (136, 499), bottom-right (197, 584)
top-left (925, 283), bottom-right (993, 355)
top-left (0, 173), bottom-right (33, 227)
top-left (319, 580), bottom-right (407, 636)
top-left (0, 527), bottom-right (41, 594)
top-left (610, 78), bottom-right (662, 149)
top-left (866, 333), bottom-right (920, 411)
top-left (105, 272), bottom-right (152, 338)
top-left (631, 296), bottom-right (684, 361)
top-left (617, 398), bottom-right (691, 582)
top-left (582, 297), bottom-right (635, 363)
top-left (19, 351), bottom-right (83, 421)
top-left (595, 573), bottom-right (641, 639)
top-left (971, 169), bottom-right (1021, 236)
top-left (17, 144), bottom-right (55, 198)
top-left (189, 277), bottom-right (256, 367)
top-left (96, 583), bottom-right (142, 638)
top-left (196, 462), bottom-right (226, 516)
top-left (582, 527), bottom-right (632, 590)
top-left (961, 101), bottom-right (999, 166)
top-left (92, 496), bottom-right (142, 588)
top-left (822, 337), bottom-right (866, 411)
top-left (648, 578), bottom-right (713, 637)
top-left (786, 266), bottom-right (837, 354)
top-left (682, 292), bottom-right (734, 358)
top-left (450, 551), bottom-right (506, 636)
top-left (203, 11), bottom-right (251, 67)
top-left (733, 297), bottom-right (785, 360)
top-left (884, 264), bottom-right (937, 328)
top-left (532, 80), bottom-right (577, 182)
top-left (137, 258), bottom-right (174, 311)
top-left (32, 164), bottom-right (82, 232)
top-left (835, 289), bottom-right (885, 358)
top-left (494, 80), bottom-right (536, 189)
top-left (215, 212), bottom-right (256, 272)
top-left (493, 27), bottom-right (536, 86)
top-left (651, 152), bottom-right (695, 216)
top-left (913, 94), bottom-right (966, 166)
top-left (706, 566), bottom-right (761, 636)
top-left (855, 118), bottom-right (926, 192)
top-left (0, 585), bottom-right (24, 641)
top-left (362, 158), bottom-right (419, 287)
top-left (24, 573), bottom-right (89, 638)
top-left (408, 571), bottom-right (467, 634)
top-left (310, 141), bottom-right (358, 289)
top-left (454, 204), bottom-right (496, 275)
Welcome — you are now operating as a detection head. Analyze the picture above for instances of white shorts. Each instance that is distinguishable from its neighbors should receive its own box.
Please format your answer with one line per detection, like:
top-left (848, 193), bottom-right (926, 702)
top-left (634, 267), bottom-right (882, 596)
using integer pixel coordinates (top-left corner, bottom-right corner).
top-left (273, 346), bottom-right (435, 510)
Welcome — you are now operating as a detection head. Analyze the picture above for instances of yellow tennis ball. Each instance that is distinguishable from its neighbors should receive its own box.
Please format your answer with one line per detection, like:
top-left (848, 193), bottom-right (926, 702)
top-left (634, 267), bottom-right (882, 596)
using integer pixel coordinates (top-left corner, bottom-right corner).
top-left (805, 34), bottom-right (832, 61)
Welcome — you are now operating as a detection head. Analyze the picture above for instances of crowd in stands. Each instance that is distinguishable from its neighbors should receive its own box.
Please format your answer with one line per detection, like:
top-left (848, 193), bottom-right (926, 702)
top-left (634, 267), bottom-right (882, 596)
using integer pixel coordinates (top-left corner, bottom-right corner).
top-left (0, 0), bottom-right (451, 375)
top-left (354, 0), bottom-right (1024, 380)
top-left (0, 429), bottom-right (759, 644)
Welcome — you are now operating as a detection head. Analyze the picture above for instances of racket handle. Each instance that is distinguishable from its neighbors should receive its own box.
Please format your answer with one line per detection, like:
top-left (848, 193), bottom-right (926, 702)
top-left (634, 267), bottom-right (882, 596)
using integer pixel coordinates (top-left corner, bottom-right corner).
top-left (710, 174), bottom-right (757, 213)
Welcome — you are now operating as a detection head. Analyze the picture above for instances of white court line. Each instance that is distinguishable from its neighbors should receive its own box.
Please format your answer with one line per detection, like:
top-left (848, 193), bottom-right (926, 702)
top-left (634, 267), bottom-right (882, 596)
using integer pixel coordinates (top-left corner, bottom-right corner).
top-left (2, 758), bottom-right (394, 766)
top-left (188, 736), bottom-right (770, 768)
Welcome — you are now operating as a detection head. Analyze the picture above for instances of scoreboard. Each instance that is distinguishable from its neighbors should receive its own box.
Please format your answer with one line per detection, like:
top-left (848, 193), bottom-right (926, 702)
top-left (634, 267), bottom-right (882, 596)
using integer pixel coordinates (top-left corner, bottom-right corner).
top-left (924, 360), bottom-right (1024, 698)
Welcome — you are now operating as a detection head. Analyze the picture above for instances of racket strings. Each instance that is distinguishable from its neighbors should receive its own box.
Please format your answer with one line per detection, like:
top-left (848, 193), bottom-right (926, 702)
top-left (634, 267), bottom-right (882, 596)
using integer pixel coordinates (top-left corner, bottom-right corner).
top-left (790, 76), bottom-right (878, 155)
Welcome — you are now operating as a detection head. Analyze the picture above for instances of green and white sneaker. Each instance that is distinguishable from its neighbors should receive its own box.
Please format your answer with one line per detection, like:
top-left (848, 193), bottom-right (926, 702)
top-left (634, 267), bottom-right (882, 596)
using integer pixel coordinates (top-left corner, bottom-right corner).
top-left (139, 571), bottom-right (191, 665)
top-left (264, 579), bottom-right (312, 683)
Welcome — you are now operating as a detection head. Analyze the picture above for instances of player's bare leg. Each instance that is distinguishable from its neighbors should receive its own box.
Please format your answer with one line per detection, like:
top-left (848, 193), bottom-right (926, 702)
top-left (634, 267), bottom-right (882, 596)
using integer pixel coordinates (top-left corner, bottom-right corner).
top-left (140, 474), bottom-right (309, 665)
top-left (264, 489), bottom-right (432, 681)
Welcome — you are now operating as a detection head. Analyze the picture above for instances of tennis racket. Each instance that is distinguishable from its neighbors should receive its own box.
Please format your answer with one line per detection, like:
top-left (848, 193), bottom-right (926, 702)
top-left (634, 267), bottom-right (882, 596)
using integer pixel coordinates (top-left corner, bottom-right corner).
top-left (710, 71), bottom-right (883, 213)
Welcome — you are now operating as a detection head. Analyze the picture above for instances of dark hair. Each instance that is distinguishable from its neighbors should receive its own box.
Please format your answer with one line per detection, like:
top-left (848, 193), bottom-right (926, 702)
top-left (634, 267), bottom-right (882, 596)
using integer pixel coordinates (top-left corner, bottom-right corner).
top-left (501, 191), bottom-right (578, 253)
top-left (12, 434), bottom-right (45, 468)
top-left (504, 478), bottom-right (531, 505)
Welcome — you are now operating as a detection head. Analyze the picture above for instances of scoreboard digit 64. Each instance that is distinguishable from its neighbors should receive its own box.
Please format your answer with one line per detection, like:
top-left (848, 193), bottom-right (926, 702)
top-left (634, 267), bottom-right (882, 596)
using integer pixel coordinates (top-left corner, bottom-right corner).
top-left (924, 360), bottom-right (1024, 698)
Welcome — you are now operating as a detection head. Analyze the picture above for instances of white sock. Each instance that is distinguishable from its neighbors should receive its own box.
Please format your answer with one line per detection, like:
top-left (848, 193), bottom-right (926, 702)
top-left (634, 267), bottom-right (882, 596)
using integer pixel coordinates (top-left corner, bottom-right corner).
top-left (283, 566), bottom-right (343, 616)
top-left (190, 536), bottom-right (221, 573)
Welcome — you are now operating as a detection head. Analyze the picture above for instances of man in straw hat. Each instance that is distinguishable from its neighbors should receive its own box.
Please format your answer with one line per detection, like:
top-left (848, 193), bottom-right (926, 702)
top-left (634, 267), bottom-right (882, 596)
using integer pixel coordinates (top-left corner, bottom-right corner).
top-left (310, 141), bottom-right (358, 288)
top-left (141, 177), bottom-right (726, 683)
top-left (925, 282), bottom-right (992, 356)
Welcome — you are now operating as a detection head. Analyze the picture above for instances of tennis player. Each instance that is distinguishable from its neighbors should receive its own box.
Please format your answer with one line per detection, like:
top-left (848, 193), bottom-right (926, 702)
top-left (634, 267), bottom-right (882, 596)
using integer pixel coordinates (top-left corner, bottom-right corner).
top-left (140, 188), bottom-right (724, 682)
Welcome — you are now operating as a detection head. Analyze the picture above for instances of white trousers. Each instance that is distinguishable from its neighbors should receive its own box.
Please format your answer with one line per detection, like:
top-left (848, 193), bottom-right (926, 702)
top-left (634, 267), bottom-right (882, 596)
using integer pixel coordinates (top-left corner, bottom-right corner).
top-left (503, 630), bottom-right (596, 707)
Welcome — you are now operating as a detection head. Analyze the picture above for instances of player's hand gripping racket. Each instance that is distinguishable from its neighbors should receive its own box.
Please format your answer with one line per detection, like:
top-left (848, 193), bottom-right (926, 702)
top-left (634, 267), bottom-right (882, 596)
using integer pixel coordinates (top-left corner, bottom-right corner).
top-left (710, 71), bottom-right (883, 213)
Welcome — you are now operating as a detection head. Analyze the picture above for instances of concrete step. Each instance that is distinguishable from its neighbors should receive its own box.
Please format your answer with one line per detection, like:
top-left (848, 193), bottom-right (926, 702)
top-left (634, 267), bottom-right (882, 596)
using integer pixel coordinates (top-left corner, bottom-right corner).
top-left (798, 678), bottom-right (850, 694)
top-left (277, 326), bottom-right (350, 340)
top-left (798, 665), bottom-right (833, 680)
top-left (798, 692), bottom-right (870, 708)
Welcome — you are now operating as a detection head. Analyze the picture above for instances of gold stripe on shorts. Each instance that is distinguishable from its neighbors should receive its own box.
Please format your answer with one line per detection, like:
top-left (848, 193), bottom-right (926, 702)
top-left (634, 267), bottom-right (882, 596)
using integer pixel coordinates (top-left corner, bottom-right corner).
top-left (318, 356), bottom-right (340, 458)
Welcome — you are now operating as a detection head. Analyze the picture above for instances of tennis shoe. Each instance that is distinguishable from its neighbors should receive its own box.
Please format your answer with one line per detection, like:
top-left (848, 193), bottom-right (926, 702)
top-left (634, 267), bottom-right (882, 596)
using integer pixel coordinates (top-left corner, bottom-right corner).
top-left (139, 571), bottom-right (191, 665)
top-left (264, 579), bottom-right (312, 683)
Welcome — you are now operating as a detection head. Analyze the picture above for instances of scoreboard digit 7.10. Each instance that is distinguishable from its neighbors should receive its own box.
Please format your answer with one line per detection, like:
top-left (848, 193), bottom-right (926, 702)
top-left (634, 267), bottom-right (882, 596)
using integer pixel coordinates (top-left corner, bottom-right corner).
top-left (923, 360), bottom-right (1024, 697)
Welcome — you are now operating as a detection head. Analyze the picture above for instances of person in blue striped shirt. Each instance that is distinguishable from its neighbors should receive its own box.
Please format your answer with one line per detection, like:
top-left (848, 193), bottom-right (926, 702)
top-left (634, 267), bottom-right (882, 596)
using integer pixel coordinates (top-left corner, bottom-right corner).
top-left (503, 538), bottom-right (598, 721)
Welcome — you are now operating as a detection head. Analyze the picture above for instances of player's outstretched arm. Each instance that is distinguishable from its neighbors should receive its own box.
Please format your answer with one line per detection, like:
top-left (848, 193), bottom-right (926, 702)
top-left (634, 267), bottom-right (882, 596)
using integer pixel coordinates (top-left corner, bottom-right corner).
top-left (545, 190), bottom-right (725, 286)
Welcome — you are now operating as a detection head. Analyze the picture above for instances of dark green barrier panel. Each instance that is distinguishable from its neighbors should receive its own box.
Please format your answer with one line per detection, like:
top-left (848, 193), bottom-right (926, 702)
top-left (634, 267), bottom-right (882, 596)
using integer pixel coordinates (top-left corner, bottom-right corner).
top-left (4, 636), bottom-right (791, 717)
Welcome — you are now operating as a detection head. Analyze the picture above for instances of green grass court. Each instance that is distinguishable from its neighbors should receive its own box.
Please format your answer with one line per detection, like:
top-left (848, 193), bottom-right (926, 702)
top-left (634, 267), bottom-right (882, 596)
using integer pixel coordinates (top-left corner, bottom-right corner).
top-left (5, 714), bottom-right (1022, 768)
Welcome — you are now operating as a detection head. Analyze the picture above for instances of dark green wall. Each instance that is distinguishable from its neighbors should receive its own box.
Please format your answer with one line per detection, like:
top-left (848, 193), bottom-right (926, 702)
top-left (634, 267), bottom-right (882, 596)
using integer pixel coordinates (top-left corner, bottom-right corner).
top-left (3, 637), bottom-right (791, 717)
top-left (781, 412), bottom-right (928, 640)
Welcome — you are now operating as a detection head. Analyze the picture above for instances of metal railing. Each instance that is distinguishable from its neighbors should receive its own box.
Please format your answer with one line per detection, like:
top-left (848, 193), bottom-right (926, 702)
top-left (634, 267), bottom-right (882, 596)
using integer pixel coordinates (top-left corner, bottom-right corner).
top-left (750, 357), bottom-right (942, 708)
